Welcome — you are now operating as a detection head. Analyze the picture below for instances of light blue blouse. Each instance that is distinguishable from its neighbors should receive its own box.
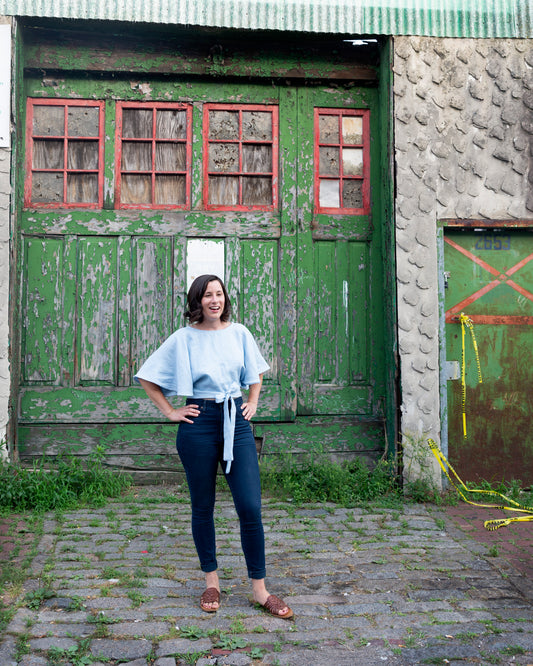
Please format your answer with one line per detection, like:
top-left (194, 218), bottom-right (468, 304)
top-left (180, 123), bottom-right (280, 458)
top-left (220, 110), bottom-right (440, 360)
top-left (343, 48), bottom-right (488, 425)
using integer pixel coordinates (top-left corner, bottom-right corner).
top-left (134, 322), bottom-right (270, 472)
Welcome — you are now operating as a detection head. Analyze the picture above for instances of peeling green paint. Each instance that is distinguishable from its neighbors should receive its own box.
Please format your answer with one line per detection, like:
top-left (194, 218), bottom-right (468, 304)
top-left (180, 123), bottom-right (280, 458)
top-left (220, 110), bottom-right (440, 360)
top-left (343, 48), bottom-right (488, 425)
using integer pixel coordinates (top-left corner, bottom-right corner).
top-left (15, 25), bottom-right (395, 475)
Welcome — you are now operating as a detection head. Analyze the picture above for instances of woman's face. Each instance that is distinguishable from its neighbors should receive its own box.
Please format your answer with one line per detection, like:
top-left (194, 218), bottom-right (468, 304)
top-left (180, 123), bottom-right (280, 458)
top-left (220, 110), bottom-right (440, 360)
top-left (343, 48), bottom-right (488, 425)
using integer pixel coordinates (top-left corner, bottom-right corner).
top-left (200, 280), bottom-right (225, 323)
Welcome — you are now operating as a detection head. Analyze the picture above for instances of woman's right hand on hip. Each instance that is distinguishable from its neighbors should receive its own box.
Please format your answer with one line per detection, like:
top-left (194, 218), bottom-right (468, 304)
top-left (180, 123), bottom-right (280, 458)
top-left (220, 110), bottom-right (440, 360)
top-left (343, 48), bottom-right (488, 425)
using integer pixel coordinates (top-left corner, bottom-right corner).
top-left (168, 404), bottom-right (200, 423)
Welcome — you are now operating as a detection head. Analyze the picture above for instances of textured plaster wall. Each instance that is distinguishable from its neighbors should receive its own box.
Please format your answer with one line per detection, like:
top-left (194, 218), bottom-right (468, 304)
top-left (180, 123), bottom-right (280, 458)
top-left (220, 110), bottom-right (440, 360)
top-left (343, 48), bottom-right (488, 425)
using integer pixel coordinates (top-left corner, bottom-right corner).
top-left (393, 36), bottom-right (533, 488)
top-left (0, 16), bottom-right (11, 458)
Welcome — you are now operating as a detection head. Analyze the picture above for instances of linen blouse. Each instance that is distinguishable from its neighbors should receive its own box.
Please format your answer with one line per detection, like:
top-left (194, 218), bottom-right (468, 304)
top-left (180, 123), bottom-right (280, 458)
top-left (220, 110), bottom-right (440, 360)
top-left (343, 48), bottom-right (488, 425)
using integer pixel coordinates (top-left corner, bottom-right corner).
top-left (134, 322), bottom-right (269, 472)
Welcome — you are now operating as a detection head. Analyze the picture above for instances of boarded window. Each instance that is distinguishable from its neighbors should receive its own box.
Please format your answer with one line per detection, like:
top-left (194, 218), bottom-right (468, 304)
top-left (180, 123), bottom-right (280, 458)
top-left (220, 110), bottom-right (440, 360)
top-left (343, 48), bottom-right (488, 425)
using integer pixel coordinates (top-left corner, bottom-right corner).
top-left (203, 104), bottom-right (278, 211)
top-left (25, 99), bottom-right (104, 208)
top-left (314, 108), bottom-right (370, 215)
top-left (116, 102), bottom-right (192, 209)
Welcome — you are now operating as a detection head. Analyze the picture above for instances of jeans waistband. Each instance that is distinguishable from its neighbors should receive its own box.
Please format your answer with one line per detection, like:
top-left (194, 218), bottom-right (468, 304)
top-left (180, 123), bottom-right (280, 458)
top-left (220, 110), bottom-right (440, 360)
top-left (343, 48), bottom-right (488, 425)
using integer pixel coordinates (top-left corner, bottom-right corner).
top-left (186, 397), bottom-right (243, 409)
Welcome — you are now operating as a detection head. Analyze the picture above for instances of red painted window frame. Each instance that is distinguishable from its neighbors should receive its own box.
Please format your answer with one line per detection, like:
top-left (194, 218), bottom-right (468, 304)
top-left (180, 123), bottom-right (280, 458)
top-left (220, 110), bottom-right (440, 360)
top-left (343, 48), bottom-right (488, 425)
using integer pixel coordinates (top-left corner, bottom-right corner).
top-left (24, 98), bottom-right (105, 209)
top-left (115, 101), bottom-right (193, 210)
top-left (313, 108), bottom-right (370, 216)
top-left (203, 103), bottom-right (279, 212)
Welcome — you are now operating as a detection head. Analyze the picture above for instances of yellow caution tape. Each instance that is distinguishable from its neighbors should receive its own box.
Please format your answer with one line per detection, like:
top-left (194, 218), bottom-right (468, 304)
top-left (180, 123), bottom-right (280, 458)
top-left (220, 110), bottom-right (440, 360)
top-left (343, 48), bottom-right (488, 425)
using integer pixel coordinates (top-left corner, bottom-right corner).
top-left (459, 313), bottom-right (483, 439)
top-left (427, 439), bottom-right (533, 530)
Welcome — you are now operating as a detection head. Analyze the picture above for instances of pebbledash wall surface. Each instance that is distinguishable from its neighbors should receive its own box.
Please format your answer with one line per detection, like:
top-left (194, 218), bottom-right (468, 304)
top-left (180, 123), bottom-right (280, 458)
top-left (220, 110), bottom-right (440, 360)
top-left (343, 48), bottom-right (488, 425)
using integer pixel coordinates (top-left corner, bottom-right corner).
top-left (0, 4), bottom-right (532, 488)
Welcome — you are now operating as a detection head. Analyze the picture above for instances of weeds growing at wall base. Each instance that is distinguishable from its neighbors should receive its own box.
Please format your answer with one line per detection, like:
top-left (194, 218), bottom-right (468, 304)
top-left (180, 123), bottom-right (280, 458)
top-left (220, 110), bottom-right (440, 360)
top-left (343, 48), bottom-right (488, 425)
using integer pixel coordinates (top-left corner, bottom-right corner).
top-left (260, 453), bottom-right (402, 507)
top-left (0, 446), bottom-right (132, 513)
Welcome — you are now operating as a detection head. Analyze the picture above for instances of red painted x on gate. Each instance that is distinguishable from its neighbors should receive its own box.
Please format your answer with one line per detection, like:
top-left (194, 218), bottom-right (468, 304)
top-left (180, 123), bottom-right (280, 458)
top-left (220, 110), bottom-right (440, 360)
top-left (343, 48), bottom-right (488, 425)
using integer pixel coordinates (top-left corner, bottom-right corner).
top-left (444, 236), bottom-right (533, 325)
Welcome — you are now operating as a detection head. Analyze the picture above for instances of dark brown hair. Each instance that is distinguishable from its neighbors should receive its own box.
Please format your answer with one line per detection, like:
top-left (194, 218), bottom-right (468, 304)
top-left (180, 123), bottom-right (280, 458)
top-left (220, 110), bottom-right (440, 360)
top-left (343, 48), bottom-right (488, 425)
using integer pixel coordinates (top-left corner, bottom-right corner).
top-left (185, 274), bottom-right (231, 324)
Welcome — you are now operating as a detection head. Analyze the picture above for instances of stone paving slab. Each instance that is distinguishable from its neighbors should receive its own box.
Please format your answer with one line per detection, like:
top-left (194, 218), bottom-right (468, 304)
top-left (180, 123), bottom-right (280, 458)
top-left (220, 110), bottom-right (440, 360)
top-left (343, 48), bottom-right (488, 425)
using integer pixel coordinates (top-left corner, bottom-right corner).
top-left (0, 486), bottom-right (532, 665)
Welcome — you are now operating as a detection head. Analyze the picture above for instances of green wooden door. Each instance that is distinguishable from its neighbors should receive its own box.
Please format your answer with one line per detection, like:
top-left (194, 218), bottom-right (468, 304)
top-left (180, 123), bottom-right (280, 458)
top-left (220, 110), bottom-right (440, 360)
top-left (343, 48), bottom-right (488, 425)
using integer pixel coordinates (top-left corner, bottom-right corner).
top-left (295, 88), bottom-right (385, 428)
top-left (18, 77), bottom-right (387, 472)
top-left (444, 227), bottom-right (533, 485)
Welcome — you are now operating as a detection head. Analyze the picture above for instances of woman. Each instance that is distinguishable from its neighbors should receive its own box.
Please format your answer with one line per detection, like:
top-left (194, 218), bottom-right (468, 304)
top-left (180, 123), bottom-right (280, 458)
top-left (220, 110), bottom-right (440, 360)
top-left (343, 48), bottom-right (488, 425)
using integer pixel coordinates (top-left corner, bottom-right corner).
top-left (135, 274), bottom-right (292, 619)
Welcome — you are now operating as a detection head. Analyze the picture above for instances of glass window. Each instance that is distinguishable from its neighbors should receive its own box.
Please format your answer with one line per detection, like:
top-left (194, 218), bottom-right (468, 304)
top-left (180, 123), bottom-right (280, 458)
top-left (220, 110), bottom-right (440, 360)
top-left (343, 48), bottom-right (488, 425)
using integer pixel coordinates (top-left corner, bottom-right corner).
top-left (203, 104), bottom-right (278, 211)
top-left (25, 99), bottom-right (104, 208)
top-left (314, 109), bottom-right (370, 215)
top-left (116, 102), bottom-right (192, 209)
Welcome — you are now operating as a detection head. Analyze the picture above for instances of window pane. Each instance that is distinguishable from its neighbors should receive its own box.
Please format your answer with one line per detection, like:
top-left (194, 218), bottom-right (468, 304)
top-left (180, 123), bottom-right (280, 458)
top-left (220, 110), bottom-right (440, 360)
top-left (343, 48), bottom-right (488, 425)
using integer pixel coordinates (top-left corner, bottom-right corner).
top-left (342, 180), bottom-right (363, 208)
top-left (121, 142), bottom-right (152, 171)
top-left (242, 111), bottom-right (272, 140)
top-left (242, 177), bottom-right (272, 205)
top-left (67, 141), bottom-right (99, 170)
top-left (67, 174), bottom-right (98, 203)
top-left (319, 179), bottom-right (340, 208)
top-left (32, 172), bottom-right (63, 203)
top-left (155, 175), bottom-right (186, 205)
top-left (319, 115), bottom-right (339, 143)
top-left (208, 143), bottom-right (239, 172)
top-left (242, 145), bottom-right (272, 173)
top-left (156, 110), bottom-right (187, 139)
top-left (342, 148), bottom-right (363, 176)
top-left (67, 106), bottom-right (100, 137)
top-left (208, 110), bottom-right (239, 140)
top-left (33, 140), bottom-right (64, 169)
top-left (319, 146), bottom-right (339, 176)
top-left (155, 143), bottom-right (186, 171)
top-left (121, 174), bottom-right (151, 204)
top-left (342, 116), bottom-right (363, 145)
top-left (122, 109), bottom-right (153, 138)
top-left (208, 176), bottom-right (238, 205)
top-left (33, 105), bottom-right (64, 136)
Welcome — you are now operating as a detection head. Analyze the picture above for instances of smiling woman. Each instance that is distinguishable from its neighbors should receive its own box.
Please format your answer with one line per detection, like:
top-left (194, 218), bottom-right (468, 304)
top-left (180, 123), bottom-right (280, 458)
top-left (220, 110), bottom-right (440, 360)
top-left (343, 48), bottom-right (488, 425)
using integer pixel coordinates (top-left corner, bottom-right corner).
top-left (185, 274), bottom-right (231, 328)
top-left (134, 274), bottom-right (293, 619)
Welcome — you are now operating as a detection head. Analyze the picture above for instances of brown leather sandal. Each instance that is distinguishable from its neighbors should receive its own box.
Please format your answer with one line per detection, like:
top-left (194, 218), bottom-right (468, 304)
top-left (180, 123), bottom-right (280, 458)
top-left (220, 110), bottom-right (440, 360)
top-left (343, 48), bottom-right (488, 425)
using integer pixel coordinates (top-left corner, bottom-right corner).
top-left (258, 594), bottom-right (293, 619)
top-left (200, 587), bottom-right (220, 612)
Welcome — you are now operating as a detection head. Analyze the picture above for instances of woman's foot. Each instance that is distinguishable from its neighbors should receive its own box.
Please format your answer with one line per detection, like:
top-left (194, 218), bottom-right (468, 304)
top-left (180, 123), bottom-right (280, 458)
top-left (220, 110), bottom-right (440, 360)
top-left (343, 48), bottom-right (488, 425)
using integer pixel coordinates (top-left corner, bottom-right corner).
top-left (201, 571), bottom-right (220, 612)
top-left (252, 579), bottom-right (293, 619)
top-left (200, 587), bottom-right (220, 612)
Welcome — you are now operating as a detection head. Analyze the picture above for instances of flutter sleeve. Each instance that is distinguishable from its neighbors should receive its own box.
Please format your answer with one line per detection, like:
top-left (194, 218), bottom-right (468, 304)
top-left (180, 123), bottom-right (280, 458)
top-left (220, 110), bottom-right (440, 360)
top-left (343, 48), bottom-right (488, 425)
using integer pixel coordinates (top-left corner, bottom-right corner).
top-left (133, 330), bottom-right (194, 397)
top-left (239, 326), bottom-right (270, 388)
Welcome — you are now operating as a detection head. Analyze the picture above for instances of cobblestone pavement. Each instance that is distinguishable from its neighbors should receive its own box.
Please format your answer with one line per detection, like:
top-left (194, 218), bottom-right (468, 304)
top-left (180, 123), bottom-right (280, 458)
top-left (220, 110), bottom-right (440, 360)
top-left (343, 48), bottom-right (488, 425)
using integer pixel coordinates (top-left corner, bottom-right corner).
top-left (1, 486), bottom-right (532, 666)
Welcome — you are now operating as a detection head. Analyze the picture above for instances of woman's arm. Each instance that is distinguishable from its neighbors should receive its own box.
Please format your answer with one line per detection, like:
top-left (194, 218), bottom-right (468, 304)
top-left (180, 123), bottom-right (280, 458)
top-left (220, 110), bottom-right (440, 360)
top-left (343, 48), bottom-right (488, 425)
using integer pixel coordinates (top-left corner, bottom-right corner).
top-left (138, 378), bottom-right (199, 423)
top-left (241, 374), bottom-right (263, 421)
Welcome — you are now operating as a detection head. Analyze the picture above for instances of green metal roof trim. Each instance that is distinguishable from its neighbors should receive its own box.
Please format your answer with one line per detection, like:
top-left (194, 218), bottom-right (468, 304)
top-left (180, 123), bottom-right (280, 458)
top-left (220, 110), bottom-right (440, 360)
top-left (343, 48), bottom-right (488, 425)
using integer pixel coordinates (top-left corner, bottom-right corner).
top-left (0, 0), bottom-right (531, 38)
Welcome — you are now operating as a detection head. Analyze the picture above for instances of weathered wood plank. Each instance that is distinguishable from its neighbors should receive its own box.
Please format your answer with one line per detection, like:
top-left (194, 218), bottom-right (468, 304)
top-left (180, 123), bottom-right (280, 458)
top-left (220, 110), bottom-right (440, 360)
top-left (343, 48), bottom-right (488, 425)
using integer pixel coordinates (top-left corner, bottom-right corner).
top-left (349, 241), bottom-right (369, 383)
top-left (133, 236), bottom-right (174, 365)
top-left (18, 385), bottom-right (282, 421)
top-left (316, 240), bottom-right (335, 383)
top-left (117, 236), bottom-right (132, 386)
top-left (21, 210), bottom-right (281, 238)
top-left (312, 385), bottom-right (372, 415)
top-left (242, 240), bottom-right (278, 381)
top-left (23, 27), bottom-right (379, 82)
top-left (21, 237), bottom-right (63, 383)
top-left (78, 237), bottom-right (118, 383)
top-left (256, 419), bottom-right (385, 455)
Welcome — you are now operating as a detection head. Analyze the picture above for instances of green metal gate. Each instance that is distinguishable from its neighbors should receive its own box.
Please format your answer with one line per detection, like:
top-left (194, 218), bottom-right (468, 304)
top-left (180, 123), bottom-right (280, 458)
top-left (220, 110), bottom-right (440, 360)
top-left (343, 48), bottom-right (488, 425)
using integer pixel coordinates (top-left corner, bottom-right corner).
top-left (443, 226), bottom-right (533, 485)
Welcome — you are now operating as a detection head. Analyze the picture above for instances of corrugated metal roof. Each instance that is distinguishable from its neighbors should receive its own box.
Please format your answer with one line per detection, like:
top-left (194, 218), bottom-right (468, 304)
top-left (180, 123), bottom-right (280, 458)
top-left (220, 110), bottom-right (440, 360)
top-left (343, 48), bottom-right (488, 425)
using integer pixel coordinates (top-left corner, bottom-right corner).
top-left (0, 0), bottom-right (531, 39)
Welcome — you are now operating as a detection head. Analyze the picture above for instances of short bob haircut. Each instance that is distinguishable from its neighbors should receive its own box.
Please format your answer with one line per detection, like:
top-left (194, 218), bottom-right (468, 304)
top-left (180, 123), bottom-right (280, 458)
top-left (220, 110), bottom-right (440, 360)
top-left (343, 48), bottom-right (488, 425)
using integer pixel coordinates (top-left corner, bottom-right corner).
top-left (185, 274), bottom-right (231, 324)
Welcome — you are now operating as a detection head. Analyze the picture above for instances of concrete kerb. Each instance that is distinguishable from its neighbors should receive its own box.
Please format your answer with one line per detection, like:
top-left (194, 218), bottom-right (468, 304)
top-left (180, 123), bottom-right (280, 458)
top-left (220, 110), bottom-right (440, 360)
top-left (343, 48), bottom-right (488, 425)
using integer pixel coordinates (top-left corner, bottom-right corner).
top-left (1, 486), bottom-right (532, 666)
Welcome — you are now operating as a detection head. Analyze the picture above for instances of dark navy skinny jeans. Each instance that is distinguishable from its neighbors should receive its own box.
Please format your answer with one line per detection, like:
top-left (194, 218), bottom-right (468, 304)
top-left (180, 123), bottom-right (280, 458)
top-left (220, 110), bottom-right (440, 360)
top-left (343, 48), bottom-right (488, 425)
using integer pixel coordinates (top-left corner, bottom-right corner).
top-left (176, 396), bottom-right (266, 579)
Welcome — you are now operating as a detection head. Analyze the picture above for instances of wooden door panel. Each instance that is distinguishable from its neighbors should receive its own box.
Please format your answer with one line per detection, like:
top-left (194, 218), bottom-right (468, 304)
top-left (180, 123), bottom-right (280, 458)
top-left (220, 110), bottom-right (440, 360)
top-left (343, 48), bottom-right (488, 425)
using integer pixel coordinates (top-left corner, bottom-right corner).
top-left (78, 237), bottom-right (118, 384)
top-left (297, 87), bottom-right (383, 420)
top-left (242, 239), bottom-right (278, 381)
top-left (132, 236), bottom-right (174, 367)
top-left (312, 240), bottom-right (371, 415)
top-left (22, 237), bottom-right (63, 384)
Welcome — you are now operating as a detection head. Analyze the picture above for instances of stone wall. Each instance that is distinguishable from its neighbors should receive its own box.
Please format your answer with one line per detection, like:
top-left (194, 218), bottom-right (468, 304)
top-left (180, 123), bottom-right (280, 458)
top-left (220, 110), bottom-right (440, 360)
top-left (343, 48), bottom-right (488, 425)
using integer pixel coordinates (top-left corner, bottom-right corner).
top-left (0, 17), bottom-right (12, 458)
top-left (393, 37), bottom-right (533, 488)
